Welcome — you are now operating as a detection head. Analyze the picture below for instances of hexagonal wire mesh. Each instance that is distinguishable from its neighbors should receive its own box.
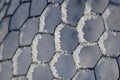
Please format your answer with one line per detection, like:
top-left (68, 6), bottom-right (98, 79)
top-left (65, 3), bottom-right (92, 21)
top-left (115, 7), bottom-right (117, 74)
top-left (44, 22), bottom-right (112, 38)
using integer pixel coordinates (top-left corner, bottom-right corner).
top-left (0, 0), bottom-right (120, 80)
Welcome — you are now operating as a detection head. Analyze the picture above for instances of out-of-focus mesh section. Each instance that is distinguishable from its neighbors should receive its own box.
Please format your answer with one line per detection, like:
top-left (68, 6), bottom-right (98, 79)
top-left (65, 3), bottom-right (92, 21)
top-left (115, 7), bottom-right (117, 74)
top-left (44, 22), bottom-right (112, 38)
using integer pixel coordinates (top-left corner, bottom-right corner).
top-left (0, 0), bottom-right (120, 80)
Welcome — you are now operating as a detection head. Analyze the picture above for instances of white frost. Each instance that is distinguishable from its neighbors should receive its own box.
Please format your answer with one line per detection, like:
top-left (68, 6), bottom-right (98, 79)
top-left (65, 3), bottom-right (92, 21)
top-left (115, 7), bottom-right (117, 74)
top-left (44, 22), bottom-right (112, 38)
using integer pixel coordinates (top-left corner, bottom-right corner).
top-left (20, 31), bottom-right (24, 44)
top-left (98, 31), bottom-right (108, 55)
top-left (73, 44), bottom-right (83, 69)
top-left (27, 64), bottom-right (37, 80)
top-left (54, 23), bottom-right (64, 52)
top-left (49, 52), bottom-right (61, 78)
top-left (27, 63), bottom-right (47, 80)
top-left (102, 7), bottom-right (110, 29)
top-left (76, 0), bottom-right (99, 43)
top-left (73, 43), bottom-right (96, 69)
top-left (31, 34), bottom-right (42, 63)
top-left (61, 0), bottom-right (69, 23)
top-left (0, 44), bottom-right (3, 60)
top-left (12, 77), bottom-right (25, 80)
top-left (12, 48), bottom-right (22, 75)
top-left (20, 25), bottom-right (26, 44)
top-left (39, 6), bottom-right (51, 32)
top-left (77, 14), bottom-right (98, 43)
top-left (84, 0), bottom-right (93, 14)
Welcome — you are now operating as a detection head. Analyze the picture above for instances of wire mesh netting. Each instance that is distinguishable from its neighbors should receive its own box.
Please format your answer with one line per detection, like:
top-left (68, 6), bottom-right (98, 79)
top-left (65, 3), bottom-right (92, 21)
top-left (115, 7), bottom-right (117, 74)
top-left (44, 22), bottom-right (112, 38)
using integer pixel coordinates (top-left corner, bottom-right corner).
top-left (0, 0), bottom-right (120, 80)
